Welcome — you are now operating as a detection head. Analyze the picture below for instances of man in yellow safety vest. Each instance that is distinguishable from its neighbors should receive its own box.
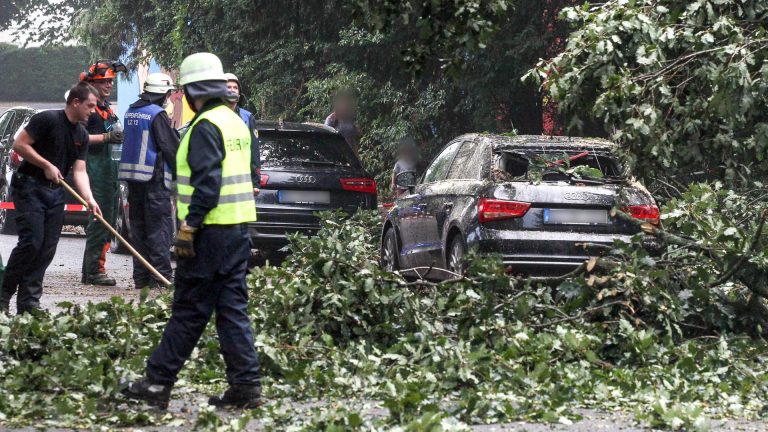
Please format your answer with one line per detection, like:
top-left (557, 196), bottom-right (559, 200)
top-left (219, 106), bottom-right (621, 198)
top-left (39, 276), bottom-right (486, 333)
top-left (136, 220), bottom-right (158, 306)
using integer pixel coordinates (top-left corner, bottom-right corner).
top-left (122, 52), bottom-right (262, 410)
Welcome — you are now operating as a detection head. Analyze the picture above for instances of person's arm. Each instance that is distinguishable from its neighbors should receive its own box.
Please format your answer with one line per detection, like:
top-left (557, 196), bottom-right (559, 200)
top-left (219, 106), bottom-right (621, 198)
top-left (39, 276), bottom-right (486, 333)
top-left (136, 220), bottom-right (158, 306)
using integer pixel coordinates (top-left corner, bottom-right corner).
top-left (88, 133), bottom-right (106, 145)
top-left (86, 113), bottom-right (122, 145)
top-left (151, 112), bottom-right (180, 176)
top-left (71, 159), bottom-right (102, 216)
top-left (184, 120), bottom-right (224, 228)
top-left (12, 129), bottom-right (63, 182)
top-left (324, 112), bottom-right (336, 127)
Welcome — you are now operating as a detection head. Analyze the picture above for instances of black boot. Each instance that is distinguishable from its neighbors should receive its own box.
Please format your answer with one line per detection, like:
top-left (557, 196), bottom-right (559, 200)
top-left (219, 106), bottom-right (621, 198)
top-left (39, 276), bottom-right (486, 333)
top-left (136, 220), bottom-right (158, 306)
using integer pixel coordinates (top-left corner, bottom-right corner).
top-left (84, 273), bottom-right (117, 286)
top-left (122, 378), bottom-right (172, 409)
top-left (208, 384), bottom-right (263, 409)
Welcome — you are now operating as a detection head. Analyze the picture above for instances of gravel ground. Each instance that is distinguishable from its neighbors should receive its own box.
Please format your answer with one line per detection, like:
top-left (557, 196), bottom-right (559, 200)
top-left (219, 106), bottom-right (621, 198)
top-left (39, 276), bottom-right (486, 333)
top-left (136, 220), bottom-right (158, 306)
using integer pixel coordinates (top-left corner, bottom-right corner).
top-left (1, 232), bottom-right (767, 430)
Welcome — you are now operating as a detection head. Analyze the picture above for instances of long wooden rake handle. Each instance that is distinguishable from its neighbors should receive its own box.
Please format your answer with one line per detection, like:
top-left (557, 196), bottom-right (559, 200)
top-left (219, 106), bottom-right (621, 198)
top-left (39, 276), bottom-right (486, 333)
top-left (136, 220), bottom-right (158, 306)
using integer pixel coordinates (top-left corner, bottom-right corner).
top-left (59, 179), bottom-right (172, 287)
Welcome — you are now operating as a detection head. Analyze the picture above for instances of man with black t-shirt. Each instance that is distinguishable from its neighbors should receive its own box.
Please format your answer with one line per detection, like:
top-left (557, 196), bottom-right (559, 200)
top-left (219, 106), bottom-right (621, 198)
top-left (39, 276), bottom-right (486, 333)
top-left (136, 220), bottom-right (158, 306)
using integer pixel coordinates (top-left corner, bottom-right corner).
top-left (0, 82), bottom-right (103, 315)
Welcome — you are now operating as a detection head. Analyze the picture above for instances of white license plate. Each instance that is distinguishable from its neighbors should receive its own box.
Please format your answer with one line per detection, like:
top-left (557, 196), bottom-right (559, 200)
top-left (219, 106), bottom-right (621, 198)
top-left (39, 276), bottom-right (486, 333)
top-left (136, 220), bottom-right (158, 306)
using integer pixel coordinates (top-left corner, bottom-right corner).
top-left (278, 190), bottom-right (330, 204)
top-left (544, 208), bottom-right (608, 225)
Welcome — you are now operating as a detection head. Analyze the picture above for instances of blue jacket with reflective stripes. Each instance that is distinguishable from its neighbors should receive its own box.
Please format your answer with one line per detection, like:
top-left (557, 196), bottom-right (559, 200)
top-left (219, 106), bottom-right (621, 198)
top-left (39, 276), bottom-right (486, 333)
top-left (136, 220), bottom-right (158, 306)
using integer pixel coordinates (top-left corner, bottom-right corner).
top-left (119, 104), bottom-right (172, 187)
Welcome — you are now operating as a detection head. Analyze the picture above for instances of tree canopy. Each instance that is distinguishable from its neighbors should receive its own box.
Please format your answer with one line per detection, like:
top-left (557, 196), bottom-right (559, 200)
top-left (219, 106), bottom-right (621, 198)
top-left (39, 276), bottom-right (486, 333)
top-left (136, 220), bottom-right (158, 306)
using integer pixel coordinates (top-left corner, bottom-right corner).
top-left (10, 0), bottom-right (572, 189)
top-left (529, 0), bottom-right (768, 184)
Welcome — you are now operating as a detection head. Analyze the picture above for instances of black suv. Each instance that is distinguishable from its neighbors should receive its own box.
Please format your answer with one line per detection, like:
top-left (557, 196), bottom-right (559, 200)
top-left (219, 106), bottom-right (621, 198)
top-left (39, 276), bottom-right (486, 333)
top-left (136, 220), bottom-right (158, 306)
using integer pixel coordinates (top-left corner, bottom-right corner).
top-left (381, 134), bottom-right (661, 278)
top-left (250, 121), bottom-right (377, 259)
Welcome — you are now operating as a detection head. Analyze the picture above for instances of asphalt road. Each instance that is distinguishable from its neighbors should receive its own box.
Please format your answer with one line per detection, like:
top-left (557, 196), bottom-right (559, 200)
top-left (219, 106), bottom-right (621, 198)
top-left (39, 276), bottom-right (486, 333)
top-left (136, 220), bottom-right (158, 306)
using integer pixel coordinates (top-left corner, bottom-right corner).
top-left (1, 232), bottom-right (766, 430)
top-left (0, 231), bottom-right (145, 314)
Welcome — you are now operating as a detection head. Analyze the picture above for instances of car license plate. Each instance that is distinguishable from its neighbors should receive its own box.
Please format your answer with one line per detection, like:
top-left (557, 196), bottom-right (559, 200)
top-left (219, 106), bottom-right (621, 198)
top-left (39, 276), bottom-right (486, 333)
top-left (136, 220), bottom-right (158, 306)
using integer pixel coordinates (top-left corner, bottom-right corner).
top-left (278, 190), bottom-right (330, 204)
top-left (543, 208), bottom-right (608, 225)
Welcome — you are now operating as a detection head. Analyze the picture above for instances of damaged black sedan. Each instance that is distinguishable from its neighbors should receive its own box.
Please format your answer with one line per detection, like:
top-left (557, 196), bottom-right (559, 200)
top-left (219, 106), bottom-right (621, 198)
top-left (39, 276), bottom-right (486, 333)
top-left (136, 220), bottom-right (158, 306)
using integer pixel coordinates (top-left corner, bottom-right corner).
top-left (381, 134), bottom-right (660, 278)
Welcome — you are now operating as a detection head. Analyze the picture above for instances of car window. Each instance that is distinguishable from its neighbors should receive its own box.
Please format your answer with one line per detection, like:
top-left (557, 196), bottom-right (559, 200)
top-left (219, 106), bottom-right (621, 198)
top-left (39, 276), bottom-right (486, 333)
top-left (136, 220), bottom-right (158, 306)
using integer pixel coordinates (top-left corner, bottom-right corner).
top-left (446, 141), bottom-right (489, 180)
top-left (258, 131), bottom-right (361, 169)
top-left (422, 141), bottom-right (461, 183)
top-left (0, 111), bottom-right (16, 147)
top-left (499, 150), bottom-right (622, 180)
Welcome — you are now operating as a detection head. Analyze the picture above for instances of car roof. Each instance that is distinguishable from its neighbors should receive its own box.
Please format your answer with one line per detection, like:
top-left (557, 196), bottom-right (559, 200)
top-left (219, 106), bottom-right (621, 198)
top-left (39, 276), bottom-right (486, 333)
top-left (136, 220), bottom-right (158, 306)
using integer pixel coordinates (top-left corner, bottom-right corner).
top-left (3, 106), bottom-right (37, 115)
top-left (463, 133), bottom-right (618, 153)
top-left (251, 120), bottom-right (339, 135)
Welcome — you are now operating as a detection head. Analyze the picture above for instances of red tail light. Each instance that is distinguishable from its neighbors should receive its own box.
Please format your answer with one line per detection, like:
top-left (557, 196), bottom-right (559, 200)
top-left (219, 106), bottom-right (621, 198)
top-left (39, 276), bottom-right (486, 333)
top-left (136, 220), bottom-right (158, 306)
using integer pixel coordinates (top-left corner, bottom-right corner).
top-left (10, 150), bottom-right (23, 168)
top-left (256, 168), bottom-right (269, 187)
top-left (340, 178), bottom-right (376, 194)
top-left (622, 204), bottom-right (660, 226)
top-left (478, 198), bottom-right (531, 223)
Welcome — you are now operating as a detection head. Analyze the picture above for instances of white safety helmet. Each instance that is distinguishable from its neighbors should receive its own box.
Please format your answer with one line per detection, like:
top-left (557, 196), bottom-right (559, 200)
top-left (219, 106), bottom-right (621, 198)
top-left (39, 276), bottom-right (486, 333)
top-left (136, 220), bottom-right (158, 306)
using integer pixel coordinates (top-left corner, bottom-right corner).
top-left (224, 72), bottom-right (240, 87)
top-left (179, 52), bottom-right (226, 86)
top-left (144, 72), bottom-right (175, 94)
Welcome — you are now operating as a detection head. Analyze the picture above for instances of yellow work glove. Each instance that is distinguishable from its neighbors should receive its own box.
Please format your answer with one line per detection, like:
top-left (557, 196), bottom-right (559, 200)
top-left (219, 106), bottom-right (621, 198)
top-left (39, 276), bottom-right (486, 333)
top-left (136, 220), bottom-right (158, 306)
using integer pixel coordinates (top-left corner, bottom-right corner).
top-left (174, 222), bottom-right (198, 259)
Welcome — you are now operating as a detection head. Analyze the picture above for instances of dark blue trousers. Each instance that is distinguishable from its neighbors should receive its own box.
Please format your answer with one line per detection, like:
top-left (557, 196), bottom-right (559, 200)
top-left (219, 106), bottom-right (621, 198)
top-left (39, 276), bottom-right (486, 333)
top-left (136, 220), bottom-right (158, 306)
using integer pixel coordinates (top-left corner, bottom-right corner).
top-left (127, 181), bottom-right (174, 286)
top-left (146, 224), bottom-right (260, 386)
top-left (1, 174), bottom-right (65, 312)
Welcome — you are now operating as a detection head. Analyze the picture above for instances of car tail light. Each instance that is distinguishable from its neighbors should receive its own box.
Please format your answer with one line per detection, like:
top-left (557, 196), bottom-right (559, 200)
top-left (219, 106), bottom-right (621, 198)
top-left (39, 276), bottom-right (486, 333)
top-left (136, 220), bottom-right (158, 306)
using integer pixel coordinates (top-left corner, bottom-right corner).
top-left (478, 198), bottom-right (531, 223)
top-left (10, 149), bottom-right (23, 168)
top-left (340, 178), bottom-right (376, 194)
top-left (256, 168), bottom-right (269, 187)
top-left (622, 204), bottom-right (661, 226)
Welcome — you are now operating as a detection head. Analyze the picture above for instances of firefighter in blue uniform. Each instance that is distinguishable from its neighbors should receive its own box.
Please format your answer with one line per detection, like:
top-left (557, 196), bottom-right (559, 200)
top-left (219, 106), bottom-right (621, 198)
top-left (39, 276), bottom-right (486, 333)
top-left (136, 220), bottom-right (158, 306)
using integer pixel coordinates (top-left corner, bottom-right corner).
top-left (122, 53), bottom-right (262, 409)
top-left (224, 73), bottom-right (253, 124)
top-left (119, 73), bottom-right (179, 289)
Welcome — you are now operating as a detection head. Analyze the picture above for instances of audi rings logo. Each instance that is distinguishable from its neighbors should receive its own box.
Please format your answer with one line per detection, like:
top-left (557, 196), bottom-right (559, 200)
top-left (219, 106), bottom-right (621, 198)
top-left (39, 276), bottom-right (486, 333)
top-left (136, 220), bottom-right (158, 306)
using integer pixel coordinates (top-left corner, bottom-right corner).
top-left (291, 175), bottom-right (316, 184)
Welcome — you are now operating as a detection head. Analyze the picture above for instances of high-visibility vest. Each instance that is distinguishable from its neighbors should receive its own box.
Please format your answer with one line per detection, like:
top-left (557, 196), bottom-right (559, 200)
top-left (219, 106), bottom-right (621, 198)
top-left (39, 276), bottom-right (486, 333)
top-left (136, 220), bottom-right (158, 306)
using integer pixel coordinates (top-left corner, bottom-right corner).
top-left (176, 104), bottom-right (256, 225)
top-left (119, 104), bottom-right (173, 188)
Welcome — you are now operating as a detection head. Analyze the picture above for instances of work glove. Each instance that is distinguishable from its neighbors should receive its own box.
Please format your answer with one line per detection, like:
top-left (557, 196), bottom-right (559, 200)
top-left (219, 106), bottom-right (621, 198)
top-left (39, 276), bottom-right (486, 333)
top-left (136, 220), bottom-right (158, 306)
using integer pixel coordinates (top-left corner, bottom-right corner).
top-left (174, 222), bottom-right (198, 259)
top-left (103, 130), bottom-right (124, 144)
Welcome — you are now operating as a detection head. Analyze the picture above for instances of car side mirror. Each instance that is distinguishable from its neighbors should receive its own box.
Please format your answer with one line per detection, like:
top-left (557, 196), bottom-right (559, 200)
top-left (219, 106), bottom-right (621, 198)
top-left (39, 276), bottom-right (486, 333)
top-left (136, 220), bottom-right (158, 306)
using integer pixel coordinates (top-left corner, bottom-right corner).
top-left (396, 170), bottom-right (417, 191)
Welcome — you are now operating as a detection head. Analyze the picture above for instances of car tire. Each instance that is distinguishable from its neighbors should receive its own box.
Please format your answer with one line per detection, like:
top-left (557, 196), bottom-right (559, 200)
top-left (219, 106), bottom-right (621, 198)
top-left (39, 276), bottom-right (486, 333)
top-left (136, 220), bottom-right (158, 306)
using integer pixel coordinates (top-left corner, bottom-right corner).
top-left (380, 228), bottom-right (400, 272)
top-left (0, 184), bottom-right (16, 235)
top-left (110, 197), bottom-right (130, 254)
top-left (447, 235), bottom-right (467, 278)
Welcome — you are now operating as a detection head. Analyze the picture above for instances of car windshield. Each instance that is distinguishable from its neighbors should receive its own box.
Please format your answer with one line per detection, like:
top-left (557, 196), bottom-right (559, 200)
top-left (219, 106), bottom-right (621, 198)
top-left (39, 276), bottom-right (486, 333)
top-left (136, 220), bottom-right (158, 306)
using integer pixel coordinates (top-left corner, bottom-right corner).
top-left (258, 132), bottom-right (360, 168)
top-left (496, 149), bottom-right (622, 182)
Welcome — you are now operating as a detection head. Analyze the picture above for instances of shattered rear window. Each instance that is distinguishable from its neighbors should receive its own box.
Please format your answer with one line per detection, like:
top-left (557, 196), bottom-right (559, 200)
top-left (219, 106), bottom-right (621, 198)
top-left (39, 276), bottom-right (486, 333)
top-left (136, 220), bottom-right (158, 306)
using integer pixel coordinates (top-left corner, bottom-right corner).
top-left (493, 150), bottom-right (622, 182)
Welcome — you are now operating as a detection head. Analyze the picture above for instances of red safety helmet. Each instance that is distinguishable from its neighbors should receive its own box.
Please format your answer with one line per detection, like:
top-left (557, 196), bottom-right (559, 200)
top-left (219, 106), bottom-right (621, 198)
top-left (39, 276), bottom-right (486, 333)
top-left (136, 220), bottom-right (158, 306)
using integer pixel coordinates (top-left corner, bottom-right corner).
top-left (80, 59), bottom-right (128, 81)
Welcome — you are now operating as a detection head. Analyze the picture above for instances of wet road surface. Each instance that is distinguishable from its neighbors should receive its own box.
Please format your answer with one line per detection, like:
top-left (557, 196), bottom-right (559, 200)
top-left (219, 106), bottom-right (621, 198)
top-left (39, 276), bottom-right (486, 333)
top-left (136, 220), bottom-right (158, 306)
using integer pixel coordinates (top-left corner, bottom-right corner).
top-left (0, 231), bottom-right (148, 314)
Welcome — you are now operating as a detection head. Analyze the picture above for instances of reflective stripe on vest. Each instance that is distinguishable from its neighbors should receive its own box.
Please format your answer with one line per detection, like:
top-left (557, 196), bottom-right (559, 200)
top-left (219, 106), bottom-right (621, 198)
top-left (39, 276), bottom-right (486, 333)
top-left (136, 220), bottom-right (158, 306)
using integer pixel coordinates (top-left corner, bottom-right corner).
top-left (176, 104), bottom-right (256, 225)
top-left (119, 104), bottom-right (172, 188)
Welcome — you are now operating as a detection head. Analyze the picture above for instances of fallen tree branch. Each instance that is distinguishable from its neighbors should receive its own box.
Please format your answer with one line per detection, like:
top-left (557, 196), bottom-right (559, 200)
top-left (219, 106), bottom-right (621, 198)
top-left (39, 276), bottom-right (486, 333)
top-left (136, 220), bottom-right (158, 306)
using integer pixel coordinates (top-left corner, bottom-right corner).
top-left (528, 261), bottom-right (588, 285)
top-left (531, 300), bottom-right (630, 328)
top-left (708, 209), bottom-right (768, 289)
top-left (610, 207), bottom-right (718, 259)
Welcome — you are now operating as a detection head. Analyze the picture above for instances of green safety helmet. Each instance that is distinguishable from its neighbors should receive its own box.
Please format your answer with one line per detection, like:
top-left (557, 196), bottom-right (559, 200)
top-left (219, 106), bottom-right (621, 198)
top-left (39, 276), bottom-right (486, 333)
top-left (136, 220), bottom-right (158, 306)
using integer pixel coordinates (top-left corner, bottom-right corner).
top-left (179, 52), bottom-right (226, 86)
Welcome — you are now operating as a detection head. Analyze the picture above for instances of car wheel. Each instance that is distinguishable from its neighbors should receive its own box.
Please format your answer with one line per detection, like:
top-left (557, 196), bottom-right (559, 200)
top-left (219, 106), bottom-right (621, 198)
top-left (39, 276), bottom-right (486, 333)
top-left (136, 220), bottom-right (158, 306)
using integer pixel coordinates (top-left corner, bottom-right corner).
top-left (110, 199), bottom-right (130, 254)
top-left (380, 228), bottom-right (400, 272)
top-left (447, 235), bottom-right (467, 278)
top-left (0, 184), bottom-right (16, 235)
